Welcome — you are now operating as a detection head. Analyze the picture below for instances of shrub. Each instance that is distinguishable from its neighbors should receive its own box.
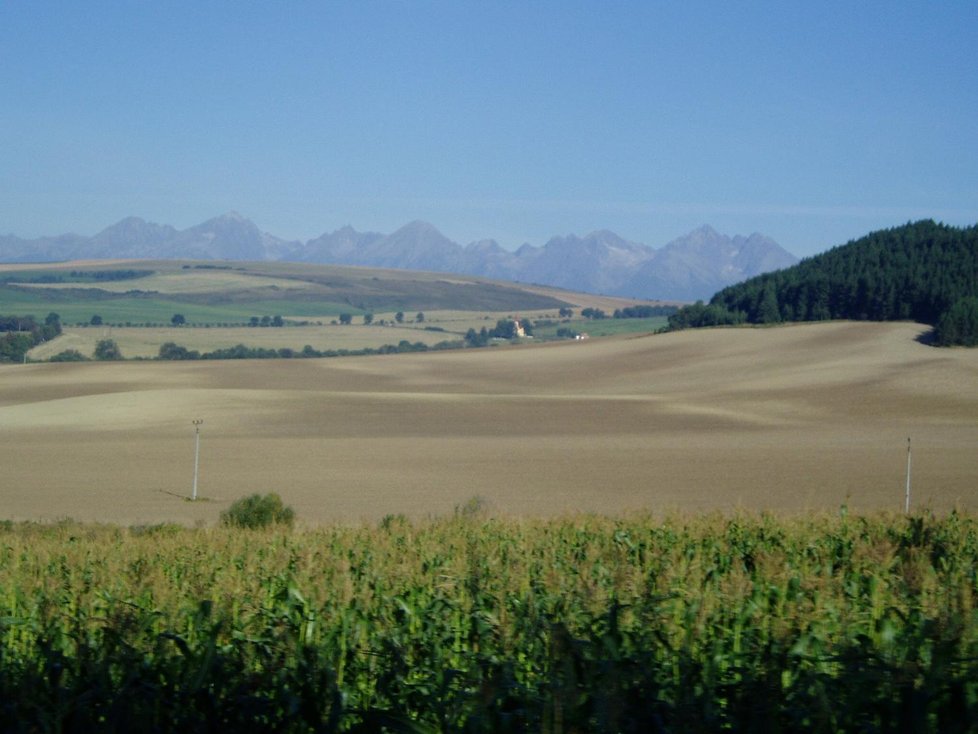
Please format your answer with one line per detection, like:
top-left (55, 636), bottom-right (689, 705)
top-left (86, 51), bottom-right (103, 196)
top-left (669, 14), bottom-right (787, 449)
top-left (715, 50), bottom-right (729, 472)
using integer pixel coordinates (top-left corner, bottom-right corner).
top-left (93, 338), bottom-right (122, 360)
top-left (158, 342), bottom-right (200, 360)
top-left (221, 492), bottom-right (295, 529)
top-left (49, 349), bottom-right (88, 362)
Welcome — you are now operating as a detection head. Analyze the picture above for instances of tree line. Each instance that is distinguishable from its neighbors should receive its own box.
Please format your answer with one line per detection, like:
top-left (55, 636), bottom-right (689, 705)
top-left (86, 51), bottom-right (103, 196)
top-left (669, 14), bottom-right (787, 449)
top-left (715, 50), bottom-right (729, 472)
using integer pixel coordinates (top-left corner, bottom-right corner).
top-left (0, 269), bottom-right (152, 285)
top-left (157, 339), bottom-right (449, 361)
top-left (613, 304), bottom-right (677, 319)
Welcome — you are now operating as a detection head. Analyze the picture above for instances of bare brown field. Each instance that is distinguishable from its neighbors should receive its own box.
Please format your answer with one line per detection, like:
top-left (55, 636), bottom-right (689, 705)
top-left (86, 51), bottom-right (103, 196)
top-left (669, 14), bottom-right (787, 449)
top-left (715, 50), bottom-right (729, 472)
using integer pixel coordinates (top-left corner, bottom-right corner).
top-left (0, 259), bottom-right (132, 272)
top-left (2, 321), bottom-right (976, 525)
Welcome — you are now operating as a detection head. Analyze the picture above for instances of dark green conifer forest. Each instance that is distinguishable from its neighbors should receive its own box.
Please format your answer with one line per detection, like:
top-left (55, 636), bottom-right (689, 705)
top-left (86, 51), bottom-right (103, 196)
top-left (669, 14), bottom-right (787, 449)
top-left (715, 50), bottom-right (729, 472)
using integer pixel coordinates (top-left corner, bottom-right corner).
top-left (668, 221), bottom-right (978, 345)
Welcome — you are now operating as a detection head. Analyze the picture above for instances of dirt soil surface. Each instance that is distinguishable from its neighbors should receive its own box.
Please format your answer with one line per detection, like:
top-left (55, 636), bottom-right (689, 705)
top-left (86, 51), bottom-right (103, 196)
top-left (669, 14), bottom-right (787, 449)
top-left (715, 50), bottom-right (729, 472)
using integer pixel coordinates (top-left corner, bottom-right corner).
top-left (2, 321), bottom-right (976, 525)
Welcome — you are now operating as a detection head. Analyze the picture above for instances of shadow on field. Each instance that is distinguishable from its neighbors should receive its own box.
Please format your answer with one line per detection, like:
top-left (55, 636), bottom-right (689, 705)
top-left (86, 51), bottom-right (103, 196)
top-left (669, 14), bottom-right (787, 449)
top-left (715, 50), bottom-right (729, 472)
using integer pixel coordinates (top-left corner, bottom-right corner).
top-left (155, 488), bottom-right (220, 502)
top-left (915, 327), bottom-right (938, 346)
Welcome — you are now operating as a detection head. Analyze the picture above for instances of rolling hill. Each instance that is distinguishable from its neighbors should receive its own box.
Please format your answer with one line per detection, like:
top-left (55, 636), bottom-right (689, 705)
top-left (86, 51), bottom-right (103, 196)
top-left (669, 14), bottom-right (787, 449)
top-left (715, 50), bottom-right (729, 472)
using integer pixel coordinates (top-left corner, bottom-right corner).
top-left (1, 321), bottom-right (975, 524)
top-left (0, 259), bottom-right (574, 321)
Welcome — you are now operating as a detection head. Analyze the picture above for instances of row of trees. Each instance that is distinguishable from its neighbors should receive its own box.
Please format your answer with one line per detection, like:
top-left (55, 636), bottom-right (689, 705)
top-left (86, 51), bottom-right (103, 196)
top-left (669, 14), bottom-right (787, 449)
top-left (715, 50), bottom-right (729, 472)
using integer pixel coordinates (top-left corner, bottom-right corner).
top-left (84, 312), bottom-right (430, 328)
top-left (667, 221), bottom-right (978, 345)
top-left (557, 305), bottom-right (676, 321)
top-left (157, 338), bottom-right (444, 361)
top-left (613, 304), bottom-right (678, 319)
top-left (246, 315), bottom-right (285, 327)
top-left (0, 269), bottom-right (152, 285)
top-left (338, 311), bottom-right (424, 325)
top-left (68, 269), bottom-right (152, 281)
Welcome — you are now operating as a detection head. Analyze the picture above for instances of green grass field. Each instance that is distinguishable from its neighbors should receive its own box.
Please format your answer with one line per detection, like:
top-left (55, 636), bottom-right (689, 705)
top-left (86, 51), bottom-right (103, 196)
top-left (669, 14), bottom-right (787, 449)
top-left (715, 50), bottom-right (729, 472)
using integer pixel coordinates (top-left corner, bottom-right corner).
top-left (0, 287), bottom-right (370, 326)
top-left (532, 315), bottom-right (669, 338)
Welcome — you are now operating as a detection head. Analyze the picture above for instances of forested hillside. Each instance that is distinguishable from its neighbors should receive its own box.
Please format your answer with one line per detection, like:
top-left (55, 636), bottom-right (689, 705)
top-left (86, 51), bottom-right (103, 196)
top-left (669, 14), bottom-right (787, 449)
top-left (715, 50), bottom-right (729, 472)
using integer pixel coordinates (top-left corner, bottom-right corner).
top-left (668, 221), bottom-right (978, 344)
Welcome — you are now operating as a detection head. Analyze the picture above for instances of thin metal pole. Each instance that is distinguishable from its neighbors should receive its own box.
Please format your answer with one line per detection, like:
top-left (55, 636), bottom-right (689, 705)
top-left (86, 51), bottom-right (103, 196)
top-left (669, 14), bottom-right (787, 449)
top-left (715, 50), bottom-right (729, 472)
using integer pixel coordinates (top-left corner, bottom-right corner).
top-left (192, 419), bottom-right (203, 501)
top-left (904, 436), bottom-right (912, 514)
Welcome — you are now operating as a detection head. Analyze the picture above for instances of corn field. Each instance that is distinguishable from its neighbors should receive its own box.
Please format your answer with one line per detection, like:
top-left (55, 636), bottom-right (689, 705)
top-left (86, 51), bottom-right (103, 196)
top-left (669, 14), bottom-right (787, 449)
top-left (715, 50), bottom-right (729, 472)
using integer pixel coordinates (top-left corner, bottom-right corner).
top-left (1, 511), bottom-right (977, 732)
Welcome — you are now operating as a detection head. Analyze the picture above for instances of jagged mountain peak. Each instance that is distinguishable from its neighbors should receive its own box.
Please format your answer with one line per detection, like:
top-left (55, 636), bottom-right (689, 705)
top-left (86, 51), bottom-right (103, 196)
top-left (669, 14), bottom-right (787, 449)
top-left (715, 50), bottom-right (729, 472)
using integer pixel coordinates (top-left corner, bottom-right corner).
top-left (108, 215), bottom-right (148, 227)
top-left (94, 215), bottom-right (158, 236)
top-left (217, 210), bottom-right (248, 222)
top-left (583, 228), bottom-right (637, 243)
top-left (90, 216), bottom-right (178, 252)
top-left (403, 219), bottom-right (437, 229)
top-left (692, 223), bottom-right (721, 236)
top-left (195, 211), bottom-right (258, 229)
top-left (664, 224), bottom-right (724, 249)
top-left (389, 220), bottom-right (451, 240)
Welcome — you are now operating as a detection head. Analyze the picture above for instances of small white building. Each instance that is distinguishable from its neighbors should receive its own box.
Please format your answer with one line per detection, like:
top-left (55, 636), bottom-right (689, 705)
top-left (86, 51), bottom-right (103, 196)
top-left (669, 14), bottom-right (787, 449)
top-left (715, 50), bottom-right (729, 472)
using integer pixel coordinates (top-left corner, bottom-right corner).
top-left (513, 318), bottom-right (526, 338)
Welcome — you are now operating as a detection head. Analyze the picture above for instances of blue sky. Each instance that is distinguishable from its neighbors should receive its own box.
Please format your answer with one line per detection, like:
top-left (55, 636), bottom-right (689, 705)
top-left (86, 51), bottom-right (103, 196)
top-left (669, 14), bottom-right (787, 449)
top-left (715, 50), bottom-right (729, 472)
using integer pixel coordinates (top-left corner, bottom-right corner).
top-left (1, 1), bottom-right (976, 257)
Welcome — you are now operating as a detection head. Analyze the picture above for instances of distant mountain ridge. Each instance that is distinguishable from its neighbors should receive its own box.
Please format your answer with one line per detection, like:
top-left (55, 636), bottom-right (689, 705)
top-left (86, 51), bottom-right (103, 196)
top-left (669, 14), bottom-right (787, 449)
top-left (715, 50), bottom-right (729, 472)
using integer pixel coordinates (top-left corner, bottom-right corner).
top-left (0, 214), bottom-right (797, 301)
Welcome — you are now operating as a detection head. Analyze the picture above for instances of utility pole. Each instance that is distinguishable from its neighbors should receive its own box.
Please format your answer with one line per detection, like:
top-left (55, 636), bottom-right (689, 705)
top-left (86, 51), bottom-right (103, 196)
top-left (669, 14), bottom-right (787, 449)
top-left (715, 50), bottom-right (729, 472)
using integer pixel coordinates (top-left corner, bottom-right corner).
top-left (904, 436), bottom-right (912, 514)
top-left (192, 419), bottom-right (204, 501)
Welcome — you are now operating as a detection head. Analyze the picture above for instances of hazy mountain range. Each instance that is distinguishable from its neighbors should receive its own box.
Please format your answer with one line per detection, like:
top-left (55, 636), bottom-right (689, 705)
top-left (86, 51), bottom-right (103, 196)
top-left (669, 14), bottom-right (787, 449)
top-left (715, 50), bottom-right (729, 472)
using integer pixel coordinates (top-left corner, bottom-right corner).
top-left (0, 212), bottom-right (798, 301)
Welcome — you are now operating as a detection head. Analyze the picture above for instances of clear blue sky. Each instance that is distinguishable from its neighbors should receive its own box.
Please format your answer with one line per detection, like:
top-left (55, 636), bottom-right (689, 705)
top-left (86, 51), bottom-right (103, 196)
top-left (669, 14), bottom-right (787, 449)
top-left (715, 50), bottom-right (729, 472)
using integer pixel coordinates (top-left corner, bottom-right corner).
top-left (2, 1), bottom-right (976, 257)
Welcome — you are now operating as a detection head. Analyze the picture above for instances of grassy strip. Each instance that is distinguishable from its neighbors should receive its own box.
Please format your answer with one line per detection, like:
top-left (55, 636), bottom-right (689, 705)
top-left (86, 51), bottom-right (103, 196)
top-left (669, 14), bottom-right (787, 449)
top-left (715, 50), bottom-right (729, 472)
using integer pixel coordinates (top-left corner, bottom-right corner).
top-left (0, 288), bottom-right (359, 325)
top-left (1, 511), bottom-right (976, 731)
top-left (532, 315), bottom-right (669, 338)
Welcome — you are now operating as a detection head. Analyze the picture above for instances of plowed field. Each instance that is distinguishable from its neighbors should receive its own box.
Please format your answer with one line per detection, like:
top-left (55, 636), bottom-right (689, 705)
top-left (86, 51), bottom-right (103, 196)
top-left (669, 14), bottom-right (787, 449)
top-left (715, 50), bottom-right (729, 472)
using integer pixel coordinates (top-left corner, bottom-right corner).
top-left (2, 321), bottom-right (975, 524)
